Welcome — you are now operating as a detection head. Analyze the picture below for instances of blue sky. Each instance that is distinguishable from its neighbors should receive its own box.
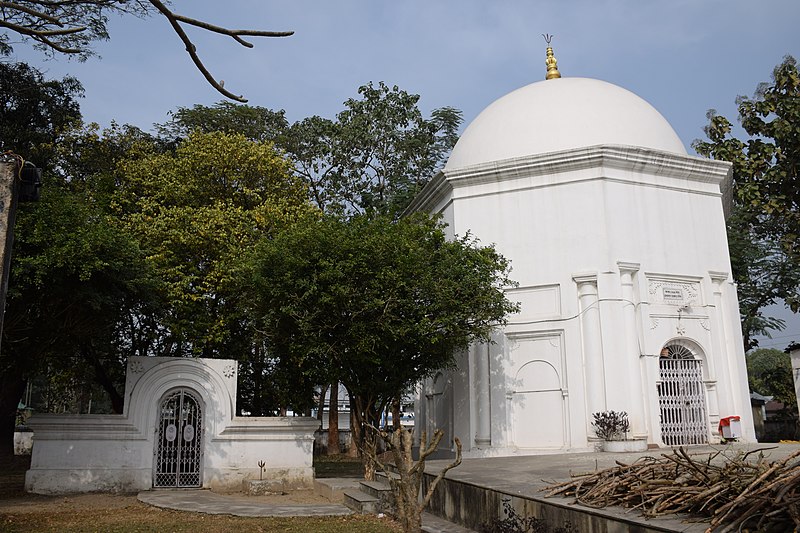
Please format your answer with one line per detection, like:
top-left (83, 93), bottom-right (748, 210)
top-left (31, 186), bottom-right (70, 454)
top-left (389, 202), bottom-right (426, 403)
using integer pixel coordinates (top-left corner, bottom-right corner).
top-left (8, 0), bottom-right (800, 348)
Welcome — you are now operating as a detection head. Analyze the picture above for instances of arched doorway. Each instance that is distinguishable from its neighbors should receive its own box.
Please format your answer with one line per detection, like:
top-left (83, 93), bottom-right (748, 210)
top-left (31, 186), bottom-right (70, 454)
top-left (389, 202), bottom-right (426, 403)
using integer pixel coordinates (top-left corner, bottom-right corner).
top-left (511, 360), bottom-right (565, 448)
top-left (154, 388), bottom-right (204, 488)
top-left (658, 341), bottom-right (708, 446)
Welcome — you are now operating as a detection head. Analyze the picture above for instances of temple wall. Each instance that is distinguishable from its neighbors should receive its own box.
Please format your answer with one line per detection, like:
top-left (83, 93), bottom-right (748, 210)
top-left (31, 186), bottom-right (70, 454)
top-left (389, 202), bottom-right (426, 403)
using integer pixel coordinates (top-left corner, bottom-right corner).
top-left (25, 357), bottom-right (317, 494)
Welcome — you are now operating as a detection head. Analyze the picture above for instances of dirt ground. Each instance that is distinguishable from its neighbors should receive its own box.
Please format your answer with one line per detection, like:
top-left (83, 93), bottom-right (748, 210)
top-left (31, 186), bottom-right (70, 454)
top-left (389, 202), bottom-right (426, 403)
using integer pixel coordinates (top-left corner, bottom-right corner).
top-left (0, 454), bottom-right (334, 512)
top-left (0, 454), bottom-right (400, 533)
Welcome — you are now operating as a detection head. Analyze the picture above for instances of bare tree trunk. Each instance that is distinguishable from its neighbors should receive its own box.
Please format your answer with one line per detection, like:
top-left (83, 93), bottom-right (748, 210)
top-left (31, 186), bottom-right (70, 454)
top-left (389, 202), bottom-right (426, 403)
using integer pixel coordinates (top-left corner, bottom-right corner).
top-left (392, 397), bottom-right (401, 431)
top-left (317, 384), bottom-right (328, 422)
top-left (327, 380), bottom-right (339, 455)
top-left (0, 160), bottom-right (20, 343)
top-left (369, 426), bottom-right (462, 533)
top-left (347, 393), bottom-right (383, 480)
top-left (363, 430), bottom-right (377, 481)
top-left (347, 390), bottom-right (359, 457)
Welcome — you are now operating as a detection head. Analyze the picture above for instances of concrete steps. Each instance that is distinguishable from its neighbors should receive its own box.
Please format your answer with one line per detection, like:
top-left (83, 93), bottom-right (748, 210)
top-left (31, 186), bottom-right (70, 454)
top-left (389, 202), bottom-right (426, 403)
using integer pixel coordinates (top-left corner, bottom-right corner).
top-left (341, 475), bottom-right (394, 514)
top-left (313, 477), bottom-right (361, 503)
top-left (358, 479), bottom-right (395, 513)
top-left (342, 486), bottom-right (381, 514)
top-left (336, 474), bottom-right (476, 532)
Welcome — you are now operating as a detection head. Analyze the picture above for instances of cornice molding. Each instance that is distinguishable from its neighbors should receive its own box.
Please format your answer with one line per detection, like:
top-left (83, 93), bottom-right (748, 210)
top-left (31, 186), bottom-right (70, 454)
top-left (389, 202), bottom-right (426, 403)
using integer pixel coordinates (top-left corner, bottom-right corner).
top-left (407, 145), bottom-right (732, 214)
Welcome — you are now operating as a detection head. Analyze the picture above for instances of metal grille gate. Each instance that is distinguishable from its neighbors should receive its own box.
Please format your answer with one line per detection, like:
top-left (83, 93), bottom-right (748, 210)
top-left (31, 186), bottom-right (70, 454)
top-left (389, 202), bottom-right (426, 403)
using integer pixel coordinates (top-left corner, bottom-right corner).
top-left (659, 352), bottom-right (708, 446)
top-left (154, 388), bottom-right (203, 487)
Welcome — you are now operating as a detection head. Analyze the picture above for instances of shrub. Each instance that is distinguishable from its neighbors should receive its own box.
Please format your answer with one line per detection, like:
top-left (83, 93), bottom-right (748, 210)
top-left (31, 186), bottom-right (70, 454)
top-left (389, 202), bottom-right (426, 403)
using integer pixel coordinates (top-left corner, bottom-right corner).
top-left (592, 411), bottom-right (630, 441)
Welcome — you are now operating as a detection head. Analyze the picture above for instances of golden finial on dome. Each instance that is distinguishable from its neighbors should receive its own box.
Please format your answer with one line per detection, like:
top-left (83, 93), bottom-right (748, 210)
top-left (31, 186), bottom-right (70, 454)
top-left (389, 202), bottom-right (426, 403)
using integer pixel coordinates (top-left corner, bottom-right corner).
top-left (542, 33), bottom-right (561, 80)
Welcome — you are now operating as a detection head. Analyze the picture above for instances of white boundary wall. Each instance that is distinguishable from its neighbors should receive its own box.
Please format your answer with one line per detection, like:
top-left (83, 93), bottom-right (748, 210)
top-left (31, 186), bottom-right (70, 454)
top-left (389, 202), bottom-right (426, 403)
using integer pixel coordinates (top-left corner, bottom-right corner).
top-left (25, 357), bottom-right (318, 494)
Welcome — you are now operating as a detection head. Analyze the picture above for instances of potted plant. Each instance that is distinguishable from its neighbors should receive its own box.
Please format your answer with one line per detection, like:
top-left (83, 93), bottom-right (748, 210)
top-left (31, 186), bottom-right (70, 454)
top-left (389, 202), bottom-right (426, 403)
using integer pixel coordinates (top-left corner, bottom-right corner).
top-left (591, 411), bottom-right (647, 452)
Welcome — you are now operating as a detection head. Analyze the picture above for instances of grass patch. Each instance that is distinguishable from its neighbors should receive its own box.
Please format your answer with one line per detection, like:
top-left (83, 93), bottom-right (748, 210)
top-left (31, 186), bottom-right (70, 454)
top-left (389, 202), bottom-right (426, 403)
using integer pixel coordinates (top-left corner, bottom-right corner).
top-left (1, 504), bottom-right (401, 532)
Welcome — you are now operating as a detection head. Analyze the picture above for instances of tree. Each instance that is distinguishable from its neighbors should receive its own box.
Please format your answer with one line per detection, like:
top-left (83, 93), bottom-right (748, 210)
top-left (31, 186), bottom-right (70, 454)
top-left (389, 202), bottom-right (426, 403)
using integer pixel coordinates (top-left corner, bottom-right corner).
top-left (301, 82), bottom-right (462, 218)
top-left (112, 130), bottom-right (314, 359)
top-left (1, 184), bottom-right (157, 453)
top-left (156, 101), bottom-right (290, 144)
top-left (373, 428), bottom-right (462, 533)
top-left (747, 348), bottom-right (796, 414)
top-left (155, 90), bottom-right (463, 438)
top-left (0, 60), bottom-right (86, 455)
top-left (694, 55), bottom-right (800, 346)
top-left (726, 208), bottom-right (800, 350)
top-left (0, 1), bottom-right (292, 101)
top-left (244, 213), bottom-right (519, 479)
top-left (0, 61), bottom-right (83, 169)
top-left (157, 83), bottom-right (464, 217)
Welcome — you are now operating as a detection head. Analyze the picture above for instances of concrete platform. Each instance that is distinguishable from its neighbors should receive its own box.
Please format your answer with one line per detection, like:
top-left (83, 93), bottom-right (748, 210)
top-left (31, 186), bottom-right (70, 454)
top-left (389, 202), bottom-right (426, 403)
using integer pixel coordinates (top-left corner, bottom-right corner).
top-left (314, 477), bottom-right (361, 502)
top-left (421, 443), bottom-right (800, 532)
top-left (138, 489), bottom-right (352, 517)
top-left (137, 487), bottom-right (477, 531)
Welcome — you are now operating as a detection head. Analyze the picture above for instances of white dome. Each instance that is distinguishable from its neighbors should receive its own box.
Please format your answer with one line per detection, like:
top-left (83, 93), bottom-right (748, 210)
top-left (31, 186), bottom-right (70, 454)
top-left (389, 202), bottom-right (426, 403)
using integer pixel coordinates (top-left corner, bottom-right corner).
top-left (445, 77), bottom-right (686, 170)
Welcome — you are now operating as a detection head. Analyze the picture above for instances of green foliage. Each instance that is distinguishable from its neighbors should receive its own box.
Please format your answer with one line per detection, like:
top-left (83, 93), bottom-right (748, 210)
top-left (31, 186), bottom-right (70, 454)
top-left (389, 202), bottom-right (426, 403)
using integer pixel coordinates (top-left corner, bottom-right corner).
top-left (158, 82), bottom-right (463, 217)
top-left (693, 56), bottom-right (800, 345)
top-left (157, 102), bottom-right (290, 144)
top-left (725, 208), bottom-right (800, 350)
top-left (5, 183), bottom-right (159, 413)
top-left (113, 130), bottom-right (314, 357)
top-left (1, 63), bottom-right (465, 427)
top-left (746, 348), bottom-right (796, 412)
top-left (328, 82), bottom-right (462, 217)
top-left (0, 61), bottom-right (83, 170)
top-left (244, 213), bottom-right (519, 430)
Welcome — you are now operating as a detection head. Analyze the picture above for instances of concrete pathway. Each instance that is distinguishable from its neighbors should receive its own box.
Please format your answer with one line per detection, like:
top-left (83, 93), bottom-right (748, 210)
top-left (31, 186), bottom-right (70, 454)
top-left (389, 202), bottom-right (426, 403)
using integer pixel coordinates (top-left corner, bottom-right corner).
top-left (422, 442), bottom-right (800, 532)
top-left (137, 488), bottom-right (477, 532)
top-left (137, 489), bottom-right (352, 517)
top-left (137, 444), bottom-right (793, 532)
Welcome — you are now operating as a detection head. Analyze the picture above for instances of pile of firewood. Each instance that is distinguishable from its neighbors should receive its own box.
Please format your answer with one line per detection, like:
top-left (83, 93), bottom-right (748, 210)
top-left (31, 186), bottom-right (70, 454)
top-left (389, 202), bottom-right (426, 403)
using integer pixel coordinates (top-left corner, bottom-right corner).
top-left (544, 447), bottom-right (800, 532)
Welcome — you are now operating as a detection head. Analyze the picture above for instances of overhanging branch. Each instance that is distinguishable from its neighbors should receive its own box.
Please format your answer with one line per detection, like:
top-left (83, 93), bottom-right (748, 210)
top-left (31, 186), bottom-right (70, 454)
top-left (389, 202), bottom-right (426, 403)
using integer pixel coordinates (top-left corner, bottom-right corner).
top-left (0, 0), bottom-right (294, 102)
top-left (147, 0), bottom-right (293, 102)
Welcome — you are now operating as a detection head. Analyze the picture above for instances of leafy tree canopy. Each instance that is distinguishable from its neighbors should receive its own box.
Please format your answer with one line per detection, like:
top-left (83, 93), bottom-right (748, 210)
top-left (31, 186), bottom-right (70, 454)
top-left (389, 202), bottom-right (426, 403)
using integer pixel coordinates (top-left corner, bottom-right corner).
top-left (244, 213), bottom-right (519, 447)
top-left (112, 130), bottom-right (315, 357)
top-left (746, 348), bottom-right (796, 412)
top-left (726, 208), bottom-right (800, 350)
top-left (0, 61), bottom-right (83, 169)
top-left (158, 82), bottom-right (463, 218)
top-left (1, 179), bottom-right (159, 454)
top-left (327, 82), bottom-right (462, 217)
top-left (156, 101), bottom-right (290, 144)
top-left (694, 56), bottom-right (800, 347)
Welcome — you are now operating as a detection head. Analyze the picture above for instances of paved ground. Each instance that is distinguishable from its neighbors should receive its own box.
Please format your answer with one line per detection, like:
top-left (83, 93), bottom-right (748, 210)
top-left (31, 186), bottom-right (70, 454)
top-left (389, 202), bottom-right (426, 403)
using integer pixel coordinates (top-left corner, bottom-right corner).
top-left (138, 488), bottom-right (477, 532)
top-left (422, 442), bottom-right (800, 532)
top-left (137, 443), bottom-right (800, 533)
top-left (423, 441), bottom-right (800, 491)
top-left (138, 489), bottom-right (352, 517)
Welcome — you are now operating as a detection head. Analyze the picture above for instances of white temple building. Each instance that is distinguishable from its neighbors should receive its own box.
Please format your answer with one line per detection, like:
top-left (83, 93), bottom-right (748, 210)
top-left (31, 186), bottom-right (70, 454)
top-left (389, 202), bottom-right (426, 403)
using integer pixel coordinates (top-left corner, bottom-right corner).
top-left (410, 46), bottom-right (756, 457)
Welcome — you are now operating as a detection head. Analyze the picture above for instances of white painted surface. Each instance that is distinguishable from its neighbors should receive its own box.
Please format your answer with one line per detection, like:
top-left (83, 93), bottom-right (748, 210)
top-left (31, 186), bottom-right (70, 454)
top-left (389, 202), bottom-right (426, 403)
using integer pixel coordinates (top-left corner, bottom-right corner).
top-left (13, 432), bottom-right (32, 455)
top-left (412, 77), bottom-right (756, 458)
top-left (445, 77), bottom-right (686, 170)
top-left (791, 348), bottom-right (800, 421)
top-left (25, 357), bottom-right (318, 494)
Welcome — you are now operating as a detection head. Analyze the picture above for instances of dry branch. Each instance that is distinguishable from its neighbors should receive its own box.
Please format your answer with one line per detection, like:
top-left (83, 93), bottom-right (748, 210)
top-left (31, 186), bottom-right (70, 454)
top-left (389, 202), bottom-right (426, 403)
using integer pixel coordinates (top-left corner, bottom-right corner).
top-left (145, 0), bottom-right (292, 102)
top-left (0, 0), bottom-right (293, 101)
top-left (544, 447), bottom-right (800, 532)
